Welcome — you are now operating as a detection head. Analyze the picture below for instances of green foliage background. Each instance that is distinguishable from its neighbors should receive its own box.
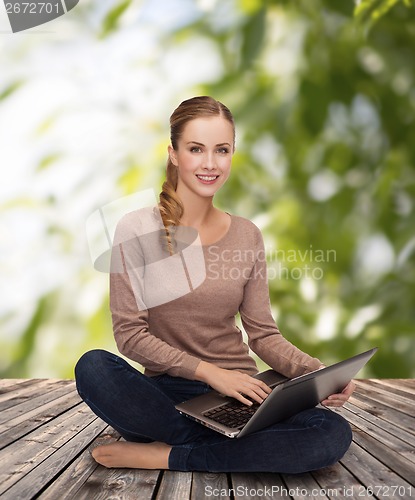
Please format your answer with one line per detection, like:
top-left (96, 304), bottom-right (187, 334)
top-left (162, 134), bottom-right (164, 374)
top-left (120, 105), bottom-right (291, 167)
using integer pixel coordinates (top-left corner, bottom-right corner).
top-left (0, 0), bottom-right (414, 378)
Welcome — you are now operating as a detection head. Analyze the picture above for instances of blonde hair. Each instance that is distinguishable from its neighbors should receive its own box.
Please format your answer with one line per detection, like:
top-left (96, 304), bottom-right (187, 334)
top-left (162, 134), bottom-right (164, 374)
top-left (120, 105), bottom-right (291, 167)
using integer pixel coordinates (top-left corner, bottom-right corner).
top-left (158, 96), bottom-right (235, 255)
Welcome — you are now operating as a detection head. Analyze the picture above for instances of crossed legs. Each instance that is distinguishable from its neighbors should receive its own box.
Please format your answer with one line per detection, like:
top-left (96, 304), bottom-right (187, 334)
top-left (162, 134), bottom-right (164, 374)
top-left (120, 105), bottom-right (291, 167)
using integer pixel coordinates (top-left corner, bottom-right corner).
top-left (75, 350), bottom-right (352, 473)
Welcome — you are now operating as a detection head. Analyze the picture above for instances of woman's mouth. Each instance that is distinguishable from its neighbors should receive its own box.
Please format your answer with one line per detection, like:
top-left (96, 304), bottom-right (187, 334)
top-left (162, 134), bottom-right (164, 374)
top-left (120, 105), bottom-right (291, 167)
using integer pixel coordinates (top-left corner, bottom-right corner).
top-left (196, 174), bottom-right (220, 185)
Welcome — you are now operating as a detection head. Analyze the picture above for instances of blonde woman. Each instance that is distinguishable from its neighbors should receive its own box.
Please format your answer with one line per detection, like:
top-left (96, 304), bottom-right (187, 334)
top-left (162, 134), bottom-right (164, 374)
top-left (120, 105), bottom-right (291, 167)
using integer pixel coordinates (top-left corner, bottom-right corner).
top-left (75, 96), bottom-right (354, 472)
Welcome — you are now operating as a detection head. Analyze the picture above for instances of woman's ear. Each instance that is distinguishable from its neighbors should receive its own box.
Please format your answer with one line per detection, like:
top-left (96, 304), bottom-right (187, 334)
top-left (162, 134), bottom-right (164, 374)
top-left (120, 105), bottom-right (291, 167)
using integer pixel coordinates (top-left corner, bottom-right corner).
top-left (168, 145), bottom-right (178, 166)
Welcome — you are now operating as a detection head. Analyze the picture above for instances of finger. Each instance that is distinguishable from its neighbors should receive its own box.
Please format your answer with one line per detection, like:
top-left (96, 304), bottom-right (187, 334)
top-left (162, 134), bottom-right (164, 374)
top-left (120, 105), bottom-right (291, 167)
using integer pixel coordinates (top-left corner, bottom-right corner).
top-left (321, 398), bottom-right (344, 407)
top-left (251, 386), bottom-right (271, 402)
top-left (321, 395), bottom-right (344, 405)
top-left (247, 379), bottom-right (272, 395)
top-left (242, 382), bottom-right (271, 403)
top-left (256, 381), bottom-right (272, 394)
top-left (321, 380), bottom-right (356, 406)
top-left (233, 392), bottom-right (254, 406)
top-left (331, 399), bottom-right (347, 407)
top-left (324, 393), bottom-right (350, 406)
top-left (342, 381), bottom-right (356, 396)
top-left (328, 392), bottom-right (349, 399)
top-left (245, 389), bottom-right (267, 405)
top-left (241, 376), bottom-right (272, 395)
top-left (234, 385), bottom-right (268, 406)
top-left (327, 394), bottom-right (349, 404)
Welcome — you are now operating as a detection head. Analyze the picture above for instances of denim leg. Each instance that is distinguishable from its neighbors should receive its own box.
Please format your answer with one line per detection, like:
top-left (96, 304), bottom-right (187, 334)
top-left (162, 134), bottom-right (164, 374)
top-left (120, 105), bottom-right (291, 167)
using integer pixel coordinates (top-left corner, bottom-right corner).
top-left (74, 349), bottom-right (217, 444)
top-left (75, 349), bottom-right (352, 473)
top-left (169, 407), bottom-right (353, 473)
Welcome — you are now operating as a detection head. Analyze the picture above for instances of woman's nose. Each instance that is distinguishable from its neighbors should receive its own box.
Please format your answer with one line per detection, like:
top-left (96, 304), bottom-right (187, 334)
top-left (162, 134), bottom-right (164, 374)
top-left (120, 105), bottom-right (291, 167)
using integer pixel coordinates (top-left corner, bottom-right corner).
top-left (204, 152), bottom-right (216, 170)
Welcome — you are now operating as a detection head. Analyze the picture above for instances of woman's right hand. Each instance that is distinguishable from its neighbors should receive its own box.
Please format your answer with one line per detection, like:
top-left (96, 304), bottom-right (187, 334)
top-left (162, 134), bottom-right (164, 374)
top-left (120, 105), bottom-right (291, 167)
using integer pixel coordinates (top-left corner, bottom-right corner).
top-left (194, 361), bottom-right (272, 406)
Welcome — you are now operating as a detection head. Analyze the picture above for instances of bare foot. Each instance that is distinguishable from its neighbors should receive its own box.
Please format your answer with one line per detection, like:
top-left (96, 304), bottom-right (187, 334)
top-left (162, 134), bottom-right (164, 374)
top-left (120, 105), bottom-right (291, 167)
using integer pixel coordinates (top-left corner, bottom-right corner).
top-left (91, 441), bottom-right (172, 469)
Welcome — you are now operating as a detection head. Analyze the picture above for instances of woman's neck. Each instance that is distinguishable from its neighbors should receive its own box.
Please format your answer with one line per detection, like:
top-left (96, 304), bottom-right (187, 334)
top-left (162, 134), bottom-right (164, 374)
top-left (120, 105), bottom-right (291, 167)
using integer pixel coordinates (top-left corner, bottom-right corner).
top-left (176, 187), bottom-right (216, 228)
top-left (180, 205), bottom-right (218, 229)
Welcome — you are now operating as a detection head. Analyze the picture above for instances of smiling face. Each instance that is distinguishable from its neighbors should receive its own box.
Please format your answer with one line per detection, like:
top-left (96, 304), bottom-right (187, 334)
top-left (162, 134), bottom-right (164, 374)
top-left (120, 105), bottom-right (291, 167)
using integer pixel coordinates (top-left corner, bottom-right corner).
top-left (168, 115), bottom-right (234, 200)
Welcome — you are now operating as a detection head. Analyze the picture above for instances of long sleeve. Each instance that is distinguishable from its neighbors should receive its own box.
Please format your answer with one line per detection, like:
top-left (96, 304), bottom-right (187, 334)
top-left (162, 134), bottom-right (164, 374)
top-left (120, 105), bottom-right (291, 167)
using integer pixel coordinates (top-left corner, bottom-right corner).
top-left (239, 224), bottom-right (322, 378)
top-left (109, 208), bottom-right (320, 380)
top-left (110, 212), bottom-right (202, 379)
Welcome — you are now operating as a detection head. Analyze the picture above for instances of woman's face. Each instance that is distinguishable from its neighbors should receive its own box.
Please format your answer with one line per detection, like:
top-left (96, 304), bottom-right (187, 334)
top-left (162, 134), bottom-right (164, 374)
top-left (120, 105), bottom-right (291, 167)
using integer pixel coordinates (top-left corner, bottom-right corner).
top-left (169, 116), bottom-right (234, 199)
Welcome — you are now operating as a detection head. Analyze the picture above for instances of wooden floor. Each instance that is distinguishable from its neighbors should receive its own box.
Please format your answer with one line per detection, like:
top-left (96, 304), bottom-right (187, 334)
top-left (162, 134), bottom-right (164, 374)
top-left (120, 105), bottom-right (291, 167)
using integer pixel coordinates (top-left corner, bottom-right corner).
top-left (0, 379), bottom-right (414, 500)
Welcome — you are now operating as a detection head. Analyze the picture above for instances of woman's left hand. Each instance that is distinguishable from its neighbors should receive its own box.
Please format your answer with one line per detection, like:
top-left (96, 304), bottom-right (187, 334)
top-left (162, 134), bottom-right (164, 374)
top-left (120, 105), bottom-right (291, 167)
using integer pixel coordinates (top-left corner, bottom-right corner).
top-left (320, 380), bottom-right (356, 407)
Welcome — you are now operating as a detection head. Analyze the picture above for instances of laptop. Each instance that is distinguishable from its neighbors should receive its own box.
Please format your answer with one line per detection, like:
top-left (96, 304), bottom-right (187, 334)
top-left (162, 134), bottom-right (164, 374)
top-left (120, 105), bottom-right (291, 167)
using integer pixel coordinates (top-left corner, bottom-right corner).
top-left (175, 347), bottom-right (378, 438)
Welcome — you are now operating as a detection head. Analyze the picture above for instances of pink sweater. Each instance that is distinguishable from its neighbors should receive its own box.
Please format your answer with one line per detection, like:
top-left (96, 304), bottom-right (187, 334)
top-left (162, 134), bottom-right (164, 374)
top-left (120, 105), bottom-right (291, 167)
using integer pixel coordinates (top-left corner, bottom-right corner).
top-left (110, 206), bottom-right (321, 380)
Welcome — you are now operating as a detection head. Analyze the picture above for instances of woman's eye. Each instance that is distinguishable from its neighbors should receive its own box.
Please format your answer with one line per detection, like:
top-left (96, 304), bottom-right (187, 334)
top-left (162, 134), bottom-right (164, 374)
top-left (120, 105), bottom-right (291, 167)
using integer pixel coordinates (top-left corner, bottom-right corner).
top-left (190, 147), bottom-right (202, 153)
top-left (217, 148), bottom-right (229, 154)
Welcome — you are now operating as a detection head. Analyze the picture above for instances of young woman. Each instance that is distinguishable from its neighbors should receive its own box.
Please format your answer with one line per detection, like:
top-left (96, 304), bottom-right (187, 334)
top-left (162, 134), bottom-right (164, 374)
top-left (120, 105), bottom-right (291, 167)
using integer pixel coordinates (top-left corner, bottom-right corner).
top-left (75, 96), bottom-right (354, 473)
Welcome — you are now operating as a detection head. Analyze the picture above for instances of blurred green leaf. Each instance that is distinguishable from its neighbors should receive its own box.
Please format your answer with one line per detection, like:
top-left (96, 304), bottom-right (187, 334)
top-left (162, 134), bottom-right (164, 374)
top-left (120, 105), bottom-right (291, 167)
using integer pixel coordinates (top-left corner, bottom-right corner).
top-left (0, 81), bottom-right (23, 100)
top-left (99, 0), bottom-right (132, 38)
top-left (36, 153), bottom-right (62, 171)
top-left (1, 296), bottom-right (50, 378)
top-left (240, 7), bottom-right (266, 70)
top-left (238, 0), bottom-right (264, 15)
top-left (354, 0), bottom-right (413, 32)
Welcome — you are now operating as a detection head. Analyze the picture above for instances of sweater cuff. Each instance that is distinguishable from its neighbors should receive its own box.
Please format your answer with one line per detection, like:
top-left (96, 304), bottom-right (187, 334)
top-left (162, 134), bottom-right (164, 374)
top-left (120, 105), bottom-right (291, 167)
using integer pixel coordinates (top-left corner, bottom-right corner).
top-left (307, 357), bottom-right (323, 373)
top-left (169, 354), bottom-right (201, 380)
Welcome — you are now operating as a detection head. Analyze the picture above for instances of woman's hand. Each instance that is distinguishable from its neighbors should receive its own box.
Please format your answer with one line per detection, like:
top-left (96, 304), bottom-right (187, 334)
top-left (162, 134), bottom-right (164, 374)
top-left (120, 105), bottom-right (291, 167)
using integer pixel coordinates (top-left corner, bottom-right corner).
top-left (194, 361), bottom-right (272, 406)
top-left (317, 364), bottom-right (356, 407)
top-left (321, 380), bottom-right (356, 407)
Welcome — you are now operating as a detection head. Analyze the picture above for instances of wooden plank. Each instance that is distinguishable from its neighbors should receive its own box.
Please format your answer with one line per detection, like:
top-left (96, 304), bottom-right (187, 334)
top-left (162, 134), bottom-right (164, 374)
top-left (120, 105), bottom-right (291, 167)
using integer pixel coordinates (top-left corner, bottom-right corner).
top-left (349, 392), bottom-right (415, 436)
top-left (354, 381), bottom-right (414, 416)
top-left (344, 402), bottom-right (415, 450)
top-left (0, 379), bottom-right (414, 500)
top-left (351, 427), bottom-right (415, 486)
top-left (38, 427), bottom-right (117, 499)
top-left (362, 379), bottom-right (415, 399)
top-left (282, 473), bottom-right (329, 499)
top-left (71, 464), bottom-right (161, 500)
top-left (380, 379), bottom-right (415, 393)
top-left (230, 472), bottom-right (290, 499)
top-left (0, 379), bottom-right (28, 387)
top-left (0, 379), bottom-right (41, 394)
top-left (0, 391), bottom-right (81, 449)
top-left (311, 462), bottom-right (368, 499)
top-left (340, 441), bottom-right (414, 493)
top-left (0, 380), bottom-right (74, 419)
top-left (155, 470), bottom-right (193, 499)
top-left (0, 412), bottom-right (108, 499)
top-left (43, 429), bottom-right (160, 500)
top-left (0, 379), bottom-right (68, 409)
top-left (0, 403), bottom-right (98, 494)
top-left (191, 472), bottom-right (230, 499)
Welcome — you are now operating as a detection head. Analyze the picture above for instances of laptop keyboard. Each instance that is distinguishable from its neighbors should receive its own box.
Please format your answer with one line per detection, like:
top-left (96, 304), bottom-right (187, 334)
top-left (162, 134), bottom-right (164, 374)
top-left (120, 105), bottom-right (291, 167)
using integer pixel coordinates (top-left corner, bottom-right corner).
top-left (202, 399), bottom-right (260, 429)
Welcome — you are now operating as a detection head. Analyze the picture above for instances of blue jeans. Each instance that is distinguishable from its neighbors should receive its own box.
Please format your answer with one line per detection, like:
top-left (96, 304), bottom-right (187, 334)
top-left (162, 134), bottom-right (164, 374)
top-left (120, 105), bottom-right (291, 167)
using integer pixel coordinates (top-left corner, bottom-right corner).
top-left (74, 349), bottom-right (352, 473)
